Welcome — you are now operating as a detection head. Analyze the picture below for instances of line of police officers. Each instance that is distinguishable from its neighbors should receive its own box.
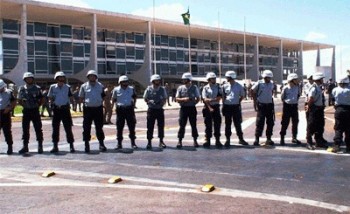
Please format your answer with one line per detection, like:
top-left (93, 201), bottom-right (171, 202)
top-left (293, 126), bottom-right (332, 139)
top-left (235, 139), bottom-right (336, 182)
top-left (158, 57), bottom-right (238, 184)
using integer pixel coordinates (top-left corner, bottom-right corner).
top-left (1, 69), bottom-right (350, 154)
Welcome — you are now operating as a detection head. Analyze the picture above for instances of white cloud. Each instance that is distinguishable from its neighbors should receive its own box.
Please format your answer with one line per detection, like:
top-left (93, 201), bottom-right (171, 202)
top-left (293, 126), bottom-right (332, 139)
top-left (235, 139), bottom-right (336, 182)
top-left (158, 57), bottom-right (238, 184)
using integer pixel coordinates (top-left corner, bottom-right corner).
top-left (32, 0), bottom-right (91, 8)
top-left (304, 31), bottom-right (327, 41)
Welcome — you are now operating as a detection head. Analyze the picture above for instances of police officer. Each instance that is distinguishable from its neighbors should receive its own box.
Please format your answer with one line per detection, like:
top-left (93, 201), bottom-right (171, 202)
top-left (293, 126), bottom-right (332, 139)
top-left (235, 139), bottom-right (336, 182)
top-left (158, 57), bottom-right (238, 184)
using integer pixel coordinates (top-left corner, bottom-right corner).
top-left (143, 74), bottom-right (167, 149)
top-left (0, 79), bottom-right (16, 154)
top-left (251, 70), bottom-right (275, 146)
top-left (111, 75), bottom-right (138, 149)
top-left (222, 71), bottom-right (248, 148)
top-left (79, 70), bottom-right (107, 153)
top-left (17, 72), bottom-right (44, 154)
top-left (175, 72), bottom-right (200, 148)
top-left (202, 72), bottom-right (222, 148)
top-left (47, 71), bottom-right (75, 153)
top-left (280, 73), bottom-right (301, 146)
top-left (305, 72), bottom-right (327, 150)
top-left (331, 75), bottom-right (350, 153)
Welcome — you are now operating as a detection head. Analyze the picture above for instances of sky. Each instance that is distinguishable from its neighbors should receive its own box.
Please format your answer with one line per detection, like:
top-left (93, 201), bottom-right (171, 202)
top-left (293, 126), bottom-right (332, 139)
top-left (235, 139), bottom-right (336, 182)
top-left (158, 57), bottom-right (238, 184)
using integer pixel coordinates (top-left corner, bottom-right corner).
top-left (33, 0), bottom-right (350, 79)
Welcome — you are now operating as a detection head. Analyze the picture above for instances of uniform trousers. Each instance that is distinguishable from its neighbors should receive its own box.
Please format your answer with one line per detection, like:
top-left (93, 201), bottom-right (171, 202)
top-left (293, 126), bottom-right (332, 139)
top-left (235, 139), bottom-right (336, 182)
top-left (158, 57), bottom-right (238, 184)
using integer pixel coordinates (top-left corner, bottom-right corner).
top-left (83, 106), bottom-right (105, 142)
top-left (333, 105), bottom-right (350, 147)
top-left (116, 106), bottom-right (136, 141)
top-left (0, 110), bottom-right (13, 145)
top-left (280, 103), bottom-right (299, 137)
top-left (52, 105), bottom-right (74, 144)
top-left (177, 106), bottom-right (199, 139)
top-left (255, 103), bottom-right (274, 137)
top-left (222, 104), bottom-right (243, 138)
top-left (22, 108), bottom-right (43, 143)
top-left (147, 108), bottom-right (164, 140)
top-left (202, 104), bottom-right (221, 139)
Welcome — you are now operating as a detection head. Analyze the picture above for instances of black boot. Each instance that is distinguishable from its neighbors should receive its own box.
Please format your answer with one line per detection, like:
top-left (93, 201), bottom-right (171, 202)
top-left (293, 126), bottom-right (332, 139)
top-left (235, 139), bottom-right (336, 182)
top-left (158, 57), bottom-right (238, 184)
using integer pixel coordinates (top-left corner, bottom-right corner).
top-left (193, 138), bottom-right (199, 148)
top-left (224, 137), bottom-right (230, 148)
top-left (115, 141), bottom-right (122, 150)
top-left (253, 136), bottom-right (260, 146)
top-left (159, 138), bottom-right (166, 148)
top-left (146, 140), bottom-right (152, 150)
top-left (131, 139), bottom-right (138, 149)
top-left (215, 137), bottom-right (223, 148)
top-left (238, 135), bottom-right (249, 146)
top-left (177, 139), bottom-right (183, 149)
top-left (264, 136), bottom-right (274, 146)
top-left (291, 137), bottom-right (301, 145)
top-left (18, 143), bottom-right (29, 154)
top-left (7, 144), bottom-right (13, 155)
top-left (99, 141), bottom-right (107, 152)
top-left (50, 142), bottom-right (59, 153)
top-left (280, 135), bottom-right (285, 146)
top-left (306, 136), bottom-right (315, 150)
top-left (38, 141), bottom-right (43, 154)
top-left (70, 143), bottom-right (75, 153)
top-left (203, 138), bottom-right (211, 148)
top-left (84, 141), bottom-right (90, 153)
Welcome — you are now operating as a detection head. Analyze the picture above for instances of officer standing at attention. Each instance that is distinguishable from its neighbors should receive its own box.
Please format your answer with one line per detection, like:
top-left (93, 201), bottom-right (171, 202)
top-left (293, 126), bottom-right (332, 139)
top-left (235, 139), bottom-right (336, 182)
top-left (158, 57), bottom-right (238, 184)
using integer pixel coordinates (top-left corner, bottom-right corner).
top-left (79, 70), bottom-right (107, 153)
top-left (47, 71), bottom-right (75, 153)
top-left (202, 72), bottom-right (223, 148)
top-left (175, 72), bottom-right (200, 148)
top-left (251, 70), bottom-right (275, 146)
top-left (0, 79), bottom-right (16, 154)
top-left (222, 70), bottom-right (248, 148)
top-left (305, 72), bottom-right (327, 150)
top-left (143, 74), bottom-right (167, 149)
top-left (111, 75), bottom-right (138, 150)
top-left (331, 75), bottom-right (350, 153)
top-left (17, 72), bottom-right (44, 154)
top-left (280, 73), bottom-right (301, 146)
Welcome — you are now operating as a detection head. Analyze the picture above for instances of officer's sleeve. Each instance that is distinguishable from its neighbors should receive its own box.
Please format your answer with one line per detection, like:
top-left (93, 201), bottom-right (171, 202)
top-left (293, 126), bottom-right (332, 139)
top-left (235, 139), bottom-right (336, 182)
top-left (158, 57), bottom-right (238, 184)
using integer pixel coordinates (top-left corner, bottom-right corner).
top-left (111, 89), bottom-right (116, 102)
top-left (47, 85), bottom-right (53, 98)
top-left (309, 87), bottom-right (316, 99)
top-left (251, 82), bottom-right (258, 93)
top-left (280, 87), bottom-right (285, 102)
top-left (143, 87), bottom-right (148, 100)
top-left (201, 86), bottom-right (207, 99)
top-left (175, 87), bottom-right (181, 98)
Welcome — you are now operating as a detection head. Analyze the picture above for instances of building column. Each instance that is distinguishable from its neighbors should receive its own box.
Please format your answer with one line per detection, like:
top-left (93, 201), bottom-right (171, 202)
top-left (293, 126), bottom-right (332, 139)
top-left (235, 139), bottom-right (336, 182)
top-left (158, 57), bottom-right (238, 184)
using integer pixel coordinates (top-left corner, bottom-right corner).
top-left (275, 40), bottom-right (283, 84)
top-left (73, 13), bottom-right (97, 81)
top-left (248, 36), bottom-right (259, 81)
top-left (316, 47), bottom-right (321, 67)
top-left (331, 47), bottom-right (336, 79)
top-left (296, 42), bottom-right (303, 78)
top-left (129, 21), bottom-right (152, 88)
top-left (2, 4), bottom-right (28, 86)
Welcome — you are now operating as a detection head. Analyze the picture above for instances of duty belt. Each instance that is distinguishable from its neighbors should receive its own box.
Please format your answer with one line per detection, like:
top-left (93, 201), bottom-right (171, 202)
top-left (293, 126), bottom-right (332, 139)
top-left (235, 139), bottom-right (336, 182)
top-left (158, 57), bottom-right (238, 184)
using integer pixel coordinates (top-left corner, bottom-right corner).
top-left (53, 104), bottom-right (70, 109)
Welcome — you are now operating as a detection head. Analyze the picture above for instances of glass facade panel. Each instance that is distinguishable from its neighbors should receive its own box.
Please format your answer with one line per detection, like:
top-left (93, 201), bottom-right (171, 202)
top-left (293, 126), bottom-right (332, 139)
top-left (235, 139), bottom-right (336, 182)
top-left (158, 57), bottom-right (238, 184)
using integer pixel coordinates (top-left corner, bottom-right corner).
top-left (169, 37), bottom-right (176, 47)
top-left (3, 57), bottom-right (18, 72)
top-left (117, 47), bottom-right (125, 58)
top-left (135, 34), bottom-right (144, 44)
top-left (48, 42), bottom-right (60, 56)
top-left (3, 19), bottom-right (19, 34)
top-left (126, 61), bottom-right (135, 72)
top-left (27, 23), bottom-right (34, 36)
top-left (97, 45), bottom-right (106, 58)
top-left (116, 32), bottom-right (125, 43)
top-left (35, 40), bottom-right (47, 55)
top-left (61, 59), bottom-right (73, 71)
top-left (126, 46), bottom-right (135, 58)
top-left (34, 22), bottom-right (47, 36)
top-left (73, 28), bottom-right (84, 40)
top-left (135, 48), bottom-right (144, 60)
top-left (106, 61), bottom-right (116, 73)
top-left (2, 38), bottom-right (18, 51)
top-left (60, 25), bottom-right (72, 38)
top-left (35, 57), bottom-right (48, 72)
top-left (73, 44), bottom-right (84, 57)
top-left (74, 61), bottom-right (85, 73)
top-left (117, 63), bottom-right (126, 74)
top-left (47, 25), bottom-right (60, 38)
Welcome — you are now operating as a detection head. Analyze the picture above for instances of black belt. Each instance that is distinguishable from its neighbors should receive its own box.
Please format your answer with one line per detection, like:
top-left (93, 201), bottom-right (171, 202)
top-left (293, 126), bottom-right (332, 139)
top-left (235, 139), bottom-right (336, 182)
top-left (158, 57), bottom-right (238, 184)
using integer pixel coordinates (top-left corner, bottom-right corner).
top-left (53, 104), bottom-right (70, 109)
top-left (117, 105), bottom-right (133, 109)
top-left (336, 105), bottom-right (350, 110)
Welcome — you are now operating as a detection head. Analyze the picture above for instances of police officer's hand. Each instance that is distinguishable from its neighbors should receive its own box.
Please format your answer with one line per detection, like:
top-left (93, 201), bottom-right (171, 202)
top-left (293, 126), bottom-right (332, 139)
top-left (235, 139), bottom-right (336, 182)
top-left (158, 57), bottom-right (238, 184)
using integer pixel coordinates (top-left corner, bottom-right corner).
top-left (305, 105), bottom-right (309, 112)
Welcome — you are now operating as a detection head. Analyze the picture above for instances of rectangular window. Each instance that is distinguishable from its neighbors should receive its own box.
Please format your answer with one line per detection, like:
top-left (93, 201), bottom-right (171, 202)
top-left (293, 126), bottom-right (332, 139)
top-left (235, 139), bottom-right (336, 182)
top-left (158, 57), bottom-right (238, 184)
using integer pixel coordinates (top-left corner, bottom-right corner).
top-left (49, 62), bottom-right (61, 74)
top-left (97, 45), bottom-right (106, 58)
top-left (116, 47), bottom-right (126, 59)
top-left (126, 46), bottom-right (135, 59)
top-left (34, 22), bottom-right (47, 36)
top-left (169, 37), bottom-right (176, 47)
top-left (169, 51), bottom-right (176, 61)
top-left (106, 61), bottom-right (116, 73)
top-left (73, 61), bottom-right (85, 73)
top-left (84, 28), bottom-right (91, 40)
top-left (61, 59), bottom-right (73, 71)
top-left (160, 35), bottom-right (168, 46)
top-left (125, 32), bottom-right (134, 44)
top-left (28, 61), bottom-right (35, 73)
top-left (106, 30), bottom-right (116, 42)
top-left (135, 48), bottom-right (144, 60)
top-left (48, 42), bottom-right (60, 56)
top-left (97, 29), bottom-right (106, 42)
top-left (60, 25), bottom-right (72, 38)
top-left (35, 40), bottom-right (47, 55)
top-left (126, 61), bottom-right (135, 72)
top-left (73, 43), bottom-right (84, 57)
top-left (161, 49), bottom-right (168, 60)
top-left (2, 38), bottom-right (19, 52)
top-left (3, 19), bottom-right (19, 34)
top-left (177, 50), bottom-right (184, 61)
top-left (60, 42), bottom-right (72, 54)
top-left (47, 25), bottom-right (60, 38)
top-left (73, 28), bottom-right (84, 40)
top-left (117, 62), bottom-right (126, 75)
top-left (84, 43), bottom-right (90, 57)
top-left (135, 34), bottom-right (144, 44)
top-left (27, 23), bottom-right (34, 36)
top-left (27, 42), bottom-right (34, 56)
top-left (35, 57), bottom-right (48, 73)
top-left (116, 32), bottom-right (125, 43)
top-left (176, 37), bottom-right (184, 47)
top-left (106, 45), bottom-right (116, 58)
top-left (3, 56), bottom-right (18, 72)
top-left (98, 62), bottom-right (106, 74)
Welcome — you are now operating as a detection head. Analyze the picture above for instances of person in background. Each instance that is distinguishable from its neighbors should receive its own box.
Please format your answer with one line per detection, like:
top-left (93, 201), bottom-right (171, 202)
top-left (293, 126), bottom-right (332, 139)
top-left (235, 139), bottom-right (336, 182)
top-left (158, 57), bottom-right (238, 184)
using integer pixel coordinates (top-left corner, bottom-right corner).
top-left (41, 87), bottom-right (52, 117)
top-left (103, 84), bottom-right (113, 124)
top-left (72, 86), bottom-right (81, 112)
top-left (327, 78), bottom-right (336, 106)
top-left (164, 82), bottom-right (171, 106)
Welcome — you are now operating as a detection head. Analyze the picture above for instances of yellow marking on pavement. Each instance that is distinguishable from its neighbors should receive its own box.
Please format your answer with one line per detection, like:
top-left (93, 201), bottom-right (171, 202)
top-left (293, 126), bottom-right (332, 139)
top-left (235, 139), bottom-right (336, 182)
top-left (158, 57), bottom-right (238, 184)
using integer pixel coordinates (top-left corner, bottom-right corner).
top-left (42, 171), bottom-right (55, 177)
top-left (201, 184), bottom-right (215, 192)
top-left (108, 176), bottom-right (122, 184)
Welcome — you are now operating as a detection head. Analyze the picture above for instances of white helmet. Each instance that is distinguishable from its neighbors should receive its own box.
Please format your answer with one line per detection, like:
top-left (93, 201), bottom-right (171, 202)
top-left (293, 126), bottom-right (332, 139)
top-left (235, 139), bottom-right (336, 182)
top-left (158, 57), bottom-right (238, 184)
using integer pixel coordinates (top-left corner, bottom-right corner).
top-left (0, 79), bottom-right (7, 90)
top-left (118, 75), bottom-right (129, 84)
top-left (307, 74), bottom-right (313, 80)
top-left (23, 72), bottom-right (34, 80)
top-left (337, 75), bottom-right (349, 84)
top-left (54, 71), bottom-right (66, 80)
top-left (206, 72), bottom-right (217, 80)
top-left (181, 72), bottom-right (193, 81)
top-left (312, 72), bottom-right (324, 81)
top-left (287, 73), bottom-right (298, 82)
top-left (86, 70), bottom-right (98, 78)
top-left (261, 70), bottom-right (273, 78)
top-left (225, 70), bottom-right (237, 79)
top-left (150, 74), bottom-right (161, 82)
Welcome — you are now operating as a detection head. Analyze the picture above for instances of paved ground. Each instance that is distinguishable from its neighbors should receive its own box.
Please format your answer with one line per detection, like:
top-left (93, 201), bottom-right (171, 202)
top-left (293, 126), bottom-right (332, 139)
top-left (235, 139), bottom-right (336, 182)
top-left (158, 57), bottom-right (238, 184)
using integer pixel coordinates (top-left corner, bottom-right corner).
top-left (0, 96), bottom-right (349, 213)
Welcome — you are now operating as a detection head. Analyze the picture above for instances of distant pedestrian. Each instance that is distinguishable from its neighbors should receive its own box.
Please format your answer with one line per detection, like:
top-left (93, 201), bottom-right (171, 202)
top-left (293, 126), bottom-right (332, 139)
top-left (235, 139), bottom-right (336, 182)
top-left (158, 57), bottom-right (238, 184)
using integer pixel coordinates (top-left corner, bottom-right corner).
top-left (111, 75), bottom-right (138, 150)
top-left (17, 72), bottom-right (44, 154)
top-left (165, 82), bottom-right (171, 106)
top-left (47, 71), bottom-right (75, 153)
top-left (143, 74), bottom-right (167, 149)
top-left (103, 84), bottom-right (113, 124)
top-left (41, 87), bottom-right (52, 117)
top-left (0, 79), bottom-right (16, 154)
top-left (175, 72), bottom-right (200, 148)
top-left (79, 70), bottom-right (107, 153)
top-left (327, 79), bottom-right (336, 106)
top-left (72, 86), bottom-right (81, 112)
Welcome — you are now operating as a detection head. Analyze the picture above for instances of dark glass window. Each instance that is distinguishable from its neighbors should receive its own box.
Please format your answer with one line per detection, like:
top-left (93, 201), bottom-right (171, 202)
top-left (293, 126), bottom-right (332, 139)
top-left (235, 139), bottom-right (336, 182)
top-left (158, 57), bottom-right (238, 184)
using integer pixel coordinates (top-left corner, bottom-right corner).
top-left (34, 22), bottom-right (47, 36)
top-left (126, 61), bottom-right (135, 72)
top-left (135, 34), bottom-right (144, 44)
top-left (28, 61), bottom-right (35, 73)
top-left (135, 63), bottom-right (142, 71)
top-left (116, 47), bottom-right (125, 59)
top-left (155, 36), bottom-right (161, 46)
top-left (97, 45), bottom-right (106, 58)
top-left (61, 59), bottom-right (72, 71)
top-left (176, 37), bottom-right (184, 47)
top-left (160, 63), bottom-right (169, 73)
top-left (35, 57), bottom-right (48, 72)
top-left (106, 45), bottom-right (116, 58)
top-left (135, 48), bottom-right (144, 60)
top-left (106, 30), bottom-right (116, 42)
top-left (84, 28), bottom-right (91, 40)
top-left (98, 62), bottom-right (106, 74)
top-left (2, 38), bottom-right (18, 51)
top-left (73, 28), bottom-right (84, 40)
top-left (27, 23), bottom-right (34, 36)
top-left (73, 44), bottom-right (84, 57)
top-left (3, 56), bottom-right (18, 71)
top-left (47, 25), bottom-right (60, 38)
top-left (116, 32), bottom-right (125, 43)
top-left (177, 50), bottom-right (184, 61)
top-left (73, 61), bottom-right (85, 73)
top-left (169, 37), bottom-right (176, 47)
top-left (184, 39), bottom-right (189, 48)
top-left (126, 46), bottom-right (135, 58)
top-left (106, 61), bottom-right (116, 73)
top-left (160, 35), bottom-right (168, 45)
top-left (60, 42), bottom-right (72, 53)
top-left (169, 64), bottom-right (177, 75)
top-left (156, 49), bottom-right (161, 60)
top-left (60, 25), bottom-right (72, 38)
top-left (3, 19), bottom-right (19, 34)
top-left (125, 32), bottom-right (134, 43)
top-left (97, 29), bottom-right (106, 42)
top-left (27, 42), bottom-right (34, 56)
top-left (35, 40), bottom-right (47, 54)
top-left (190, 39), bottom-right (197, 48)
top-left (117, 63), bottom-right (126, 75)
top-left (161, 49), bottom-right (168, 60)
top-left (169, 51), bottom-right (176, 61)
top-left (49, 62), bottom-right (61, 74)
top-left (84, 43), bottom-right (90, 57)
top-left (48, 43), bottom-right (60, 56)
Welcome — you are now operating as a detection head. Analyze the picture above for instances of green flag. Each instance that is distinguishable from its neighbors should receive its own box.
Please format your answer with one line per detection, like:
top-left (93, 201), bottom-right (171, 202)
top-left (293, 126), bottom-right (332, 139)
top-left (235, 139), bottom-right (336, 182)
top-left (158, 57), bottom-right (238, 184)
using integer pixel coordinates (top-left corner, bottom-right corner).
top-left (181, 9), bottom-right (190, 25)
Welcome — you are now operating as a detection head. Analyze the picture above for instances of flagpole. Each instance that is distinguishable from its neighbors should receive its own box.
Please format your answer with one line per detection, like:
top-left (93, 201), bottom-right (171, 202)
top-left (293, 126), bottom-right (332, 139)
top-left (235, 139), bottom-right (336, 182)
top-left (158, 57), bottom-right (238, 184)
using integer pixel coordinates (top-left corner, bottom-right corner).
top-left (244, 16), bottom-right (247, 81)
top-left (188, 23), bottom-right (191, 73)
top-left (153, 0), bottom-right (157, 74)
top-left (218, 10), bottom-right (221, 83)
